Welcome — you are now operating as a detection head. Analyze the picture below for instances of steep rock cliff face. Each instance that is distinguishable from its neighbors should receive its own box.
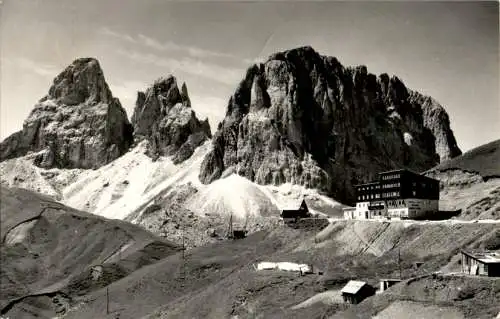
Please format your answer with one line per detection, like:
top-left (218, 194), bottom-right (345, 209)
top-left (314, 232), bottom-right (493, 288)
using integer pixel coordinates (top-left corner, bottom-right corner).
top-left (199, 46), bottom-right (462, 203)
top-left (0, 58), bottom-right (134, 169)
top-left (131, 76), bottom-right (211, 164)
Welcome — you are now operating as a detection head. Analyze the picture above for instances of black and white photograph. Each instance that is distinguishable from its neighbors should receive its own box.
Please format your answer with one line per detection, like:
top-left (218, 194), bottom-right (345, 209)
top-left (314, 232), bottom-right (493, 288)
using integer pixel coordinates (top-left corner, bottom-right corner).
top-left (0, 0), bottom-right (499, 318)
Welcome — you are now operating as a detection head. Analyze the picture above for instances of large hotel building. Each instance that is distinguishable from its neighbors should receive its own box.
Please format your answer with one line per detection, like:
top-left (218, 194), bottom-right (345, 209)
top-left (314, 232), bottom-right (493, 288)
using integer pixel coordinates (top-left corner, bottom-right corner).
top-left (343, 169), bottom-right (440, 220)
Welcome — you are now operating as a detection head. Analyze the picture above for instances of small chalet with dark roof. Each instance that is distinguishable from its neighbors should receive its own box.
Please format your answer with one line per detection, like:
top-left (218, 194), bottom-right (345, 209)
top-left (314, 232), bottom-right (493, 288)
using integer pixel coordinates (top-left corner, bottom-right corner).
top-left (280, 199), bottom-right (311, 221)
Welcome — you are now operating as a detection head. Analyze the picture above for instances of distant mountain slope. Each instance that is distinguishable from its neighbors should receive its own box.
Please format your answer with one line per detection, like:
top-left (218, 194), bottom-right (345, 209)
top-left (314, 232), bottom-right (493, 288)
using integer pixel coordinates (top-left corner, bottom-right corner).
top-left (426, 139), bottom-right (500, 220)
top-left (0, 185), bottom-right (179, 318)
top-left (199, 46), bottom-right (461, 204)
top-left (431, 139), bottom-right (500, 179)
top-left (0, 140), bottom-right (344, 248)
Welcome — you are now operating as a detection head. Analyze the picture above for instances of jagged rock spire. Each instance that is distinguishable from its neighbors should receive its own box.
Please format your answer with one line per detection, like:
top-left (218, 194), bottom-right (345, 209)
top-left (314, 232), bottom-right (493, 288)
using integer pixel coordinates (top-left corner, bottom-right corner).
top-left (0, 58), bottom-right (134, 169)
top-left (131, 75), bottom-right (211, 164)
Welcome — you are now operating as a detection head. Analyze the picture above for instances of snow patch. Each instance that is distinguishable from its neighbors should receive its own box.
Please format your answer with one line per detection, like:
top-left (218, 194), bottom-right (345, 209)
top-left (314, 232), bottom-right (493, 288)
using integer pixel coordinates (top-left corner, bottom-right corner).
top-left (404, 132), bottom-right (413, 146)
top-left (389, 111), bottom-right (402, 121)
top-left (247, 111), bottom-right (271, 123)
top-left (103, 241), bottom-right (135, 263)
top-left (2, 139), bottom-right (344, 223)
top-left (255, 262), bottom-right (312, 273)
top-left (4, 220), bottom-right (38, 245)
top-left (63, 140), bottom-right (210, 220)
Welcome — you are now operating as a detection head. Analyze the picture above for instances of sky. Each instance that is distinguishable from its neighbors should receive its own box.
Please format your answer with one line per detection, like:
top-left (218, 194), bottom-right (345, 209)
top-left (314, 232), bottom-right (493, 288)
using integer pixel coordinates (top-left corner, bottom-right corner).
top-left (0, 0), bottom-right (498, 152)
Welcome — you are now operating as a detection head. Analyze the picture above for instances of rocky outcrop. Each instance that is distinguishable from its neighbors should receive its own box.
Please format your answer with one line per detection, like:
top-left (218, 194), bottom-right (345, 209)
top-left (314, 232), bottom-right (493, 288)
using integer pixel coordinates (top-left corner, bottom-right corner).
top-left (199, 46), bottom-right (462, 203)
top-left (131, 76), bottom-right (211, 164)
top-left (0, 58), bottom-right (134, 169)
top-left (424, 139), bottom-right (500, 220)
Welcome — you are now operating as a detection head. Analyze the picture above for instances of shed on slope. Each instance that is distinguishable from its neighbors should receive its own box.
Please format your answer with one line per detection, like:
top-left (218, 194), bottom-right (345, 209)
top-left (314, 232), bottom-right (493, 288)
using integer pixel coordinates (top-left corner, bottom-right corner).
top-left (341, 280), bottom-right (376, 304)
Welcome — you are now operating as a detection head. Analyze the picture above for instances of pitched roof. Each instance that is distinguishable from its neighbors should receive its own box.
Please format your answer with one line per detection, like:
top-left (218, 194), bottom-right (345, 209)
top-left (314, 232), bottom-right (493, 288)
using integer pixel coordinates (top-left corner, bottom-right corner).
top-left (282, 198), bottom-right (308, 211)
top-left (341, 280), bottom-right (367, 295)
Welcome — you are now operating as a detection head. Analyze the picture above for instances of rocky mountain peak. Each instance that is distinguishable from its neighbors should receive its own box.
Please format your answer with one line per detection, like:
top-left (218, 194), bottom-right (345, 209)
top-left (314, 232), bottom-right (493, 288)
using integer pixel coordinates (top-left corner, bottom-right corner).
top-left (0, 58), bottom-right (133, 169)
top-left (43, 57), bottom-right (113, 106)
top-left (180, 82), bottom-right (191, 108)
top-left (131, 76), bottom-right (211, 164)
top-left (199, 46), bottom-right (462, 204)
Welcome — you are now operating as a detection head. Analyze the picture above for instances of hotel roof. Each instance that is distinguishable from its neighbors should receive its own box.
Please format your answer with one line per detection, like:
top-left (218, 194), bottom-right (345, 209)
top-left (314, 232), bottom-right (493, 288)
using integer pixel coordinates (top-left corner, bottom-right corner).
top-left (461, 250), bottom-right (500, 264)
top-left (378, 168), bottom-right (419, 175)
top-left (353, 181), bottom-right (380, 187)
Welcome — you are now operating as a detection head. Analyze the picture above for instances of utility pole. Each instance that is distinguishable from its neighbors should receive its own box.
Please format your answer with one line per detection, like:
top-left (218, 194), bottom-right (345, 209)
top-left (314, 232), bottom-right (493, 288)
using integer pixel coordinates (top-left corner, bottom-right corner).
top-left (398, 247), bottom-right (402, 280)
top-left (180, 224), bottom-right (185, 285)
top-left (228, 213), bottom-right (233, 239)
top-left (106, 286), bottom-right (110, 315)
top-left (244, 214), bottom-right (248, 233)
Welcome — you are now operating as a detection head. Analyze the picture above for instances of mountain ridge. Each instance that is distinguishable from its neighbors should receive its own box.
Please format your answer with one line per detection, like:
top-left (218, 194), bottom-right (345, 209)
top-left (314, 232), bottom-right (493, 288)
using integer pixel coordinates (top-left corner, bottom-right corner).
top-left (131, 76), bottom-right (212, 164)
top-left (199, 46), bottom-right (462, 204)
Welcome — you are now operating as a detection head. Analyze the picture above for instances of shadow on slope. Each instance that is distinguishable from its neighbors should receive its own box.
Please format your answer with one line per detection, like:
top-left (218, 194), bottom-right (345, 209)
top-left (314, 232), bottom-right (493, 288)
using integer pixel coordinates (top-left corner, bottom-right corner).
top-left (0, 185), bottom-right (180, 318)
top-left (61, 219), bottom-right (497, 319)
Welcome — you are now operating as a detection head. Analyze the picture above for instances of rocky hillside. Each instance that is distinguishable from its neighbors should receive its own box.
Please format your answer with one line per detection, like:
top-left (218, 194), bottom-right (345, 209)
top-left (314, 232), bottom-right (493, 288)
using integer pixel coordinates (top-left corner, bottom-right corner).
top-left (331, 274), bottom-right (500, 319)
top-left (0, 58), bottom-right (134, 169)
top-left (0, 185), bottom-right (179, 318)
top-left (429, 139), bottom-right (500, 180)
top-left (426, 139), bottom-right (500, 220)
top-left (0, 139), bottom-right (345, 248)
top-left (2, 186), bottom-right (497, 319)
top-left (131, 76), bottom-right (212, 164)
top-left (53, 219), bottom-right (498, 319)
top-left (199, 46), bottom-right (462, 203)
